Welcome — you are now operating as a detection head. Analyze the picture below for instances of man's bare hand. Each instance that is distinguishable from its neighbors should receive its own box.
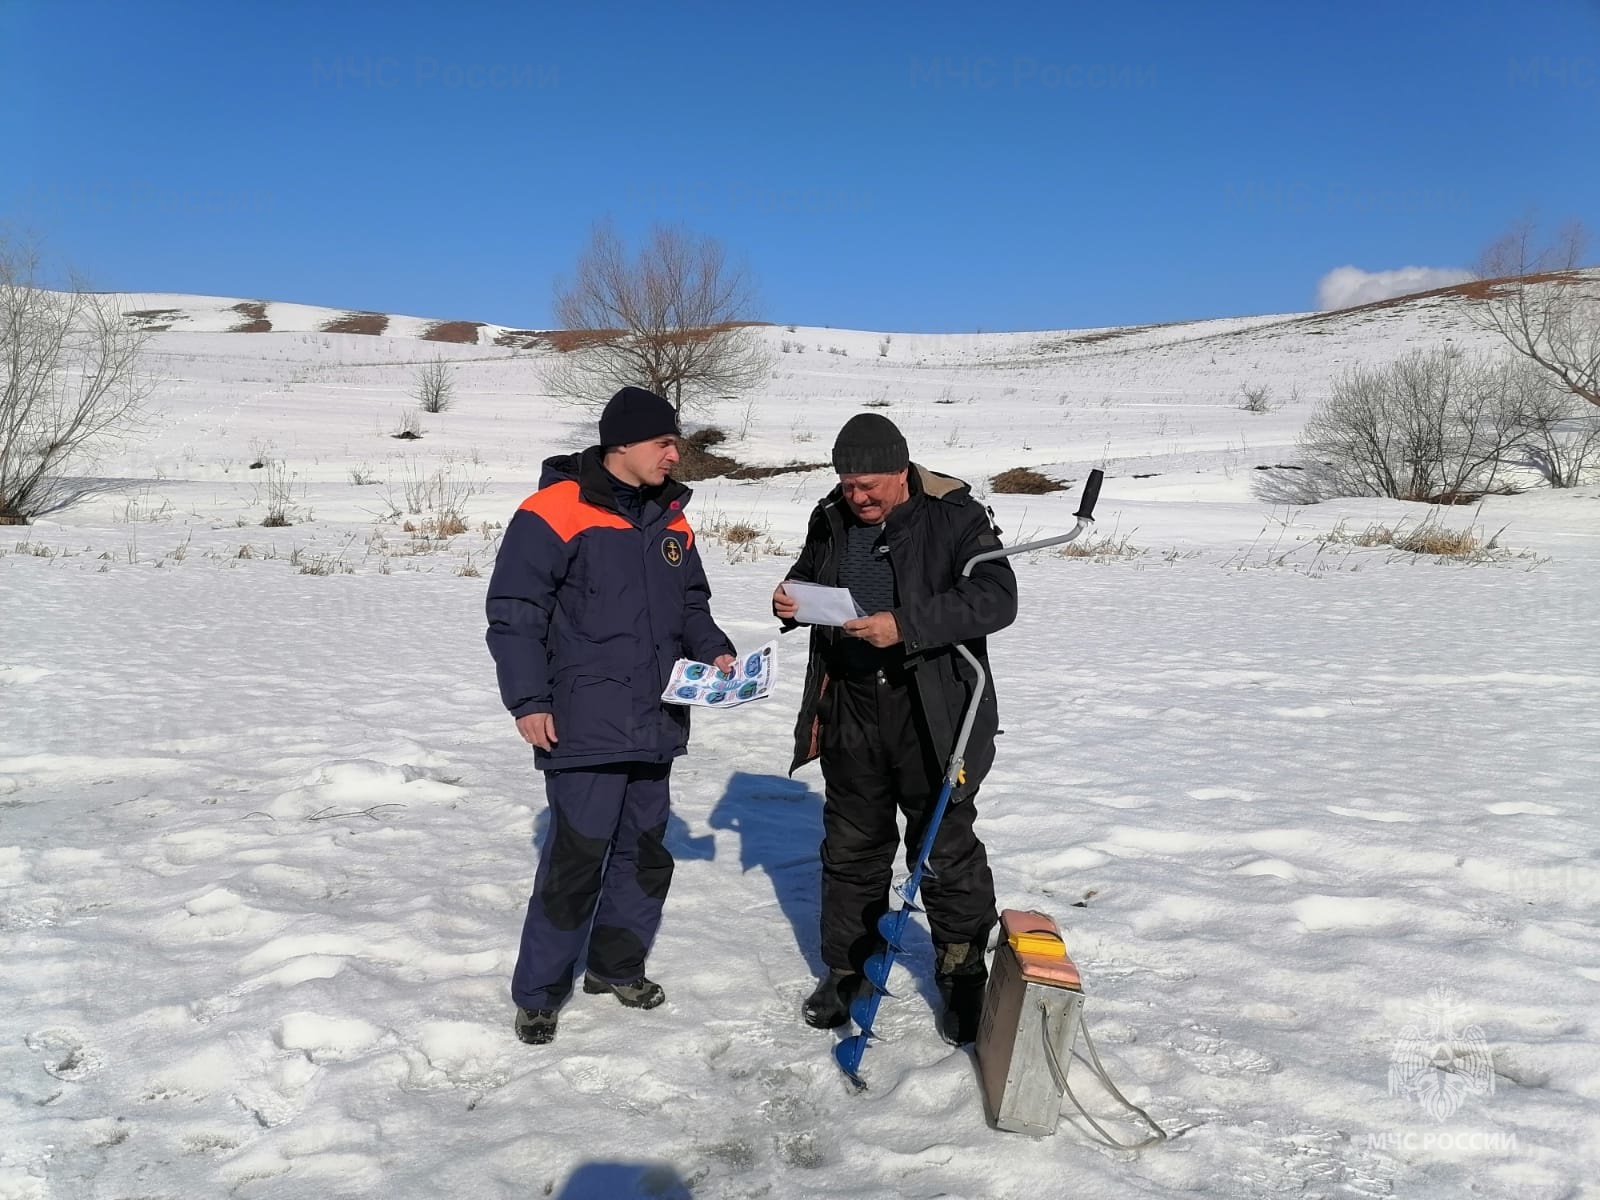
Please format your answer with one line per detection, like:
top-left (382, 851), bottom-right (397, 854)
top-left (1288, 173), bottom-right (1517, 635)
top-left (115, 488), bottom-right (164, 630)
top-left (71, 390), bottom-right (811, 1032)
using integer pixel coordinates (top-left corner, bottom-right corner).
top-left (714, 653), bottom-right (738, 678)
top-left (516, 712), bottom-right (558, 751)
top-left (843, 612), bottom-right (902, 648)
top-left (773, 583), bottom-right (799, 621)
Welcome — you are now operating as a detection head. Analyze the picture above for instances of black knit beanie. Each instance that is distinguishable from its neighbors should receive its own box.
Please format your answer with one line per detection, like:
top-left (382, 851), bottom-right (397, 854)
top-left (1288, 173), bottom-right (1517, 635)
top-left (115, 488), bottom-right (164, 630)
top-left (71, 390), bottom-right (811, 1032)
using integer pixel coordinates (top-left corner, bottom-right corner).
top-left (599, 386), bottom-right (679, 447)
top-left (832, 413), bottom-right (909, 475)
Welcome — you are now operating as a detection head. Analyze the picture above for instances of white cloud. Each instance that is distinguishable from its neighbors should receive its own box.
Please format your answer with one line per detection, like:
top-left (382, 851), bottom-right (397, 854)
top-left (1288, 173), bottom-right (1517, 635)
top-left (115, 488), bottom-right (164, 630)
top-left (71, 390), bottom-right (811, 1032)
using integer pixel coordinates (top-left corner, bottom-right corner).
top-left (1315, 265), bottom-right (1475, 311)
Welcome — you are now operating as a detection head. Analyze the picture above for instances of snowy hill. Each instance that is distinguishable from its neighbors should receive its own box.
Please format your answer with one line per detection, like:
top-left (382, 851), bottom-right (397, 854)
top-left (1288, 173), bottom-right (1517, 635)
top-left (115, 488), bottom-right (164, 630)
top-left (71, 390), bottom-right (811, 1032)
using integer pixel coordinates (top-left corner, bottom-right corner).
top-left (2, 279), bottom-right (1597, 1199)
top-left (118, 292), bottom-right (563, 348)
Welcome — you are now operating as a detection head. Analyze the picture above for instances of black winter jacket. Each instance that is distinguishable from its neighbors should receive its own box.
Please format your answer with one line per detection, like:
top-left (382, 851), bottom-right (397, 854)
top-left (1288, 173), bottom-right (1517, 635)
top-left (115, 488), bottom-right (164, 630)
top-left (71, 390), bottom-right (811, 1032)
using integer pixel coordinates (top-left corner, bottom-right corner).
top-left (782, 465), bottom-right (1018, 794)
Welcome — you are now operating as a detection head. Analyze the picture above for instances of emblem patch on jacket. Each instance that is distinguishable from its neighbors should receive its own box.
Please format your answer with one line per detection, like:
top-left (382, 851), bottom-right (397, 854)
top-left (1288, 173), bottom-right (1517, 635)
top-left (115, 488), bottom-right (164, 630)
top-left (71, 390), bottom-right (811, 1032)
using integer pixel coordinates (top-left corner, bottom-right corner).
top-left (661, 535), bottom-right (684, 567)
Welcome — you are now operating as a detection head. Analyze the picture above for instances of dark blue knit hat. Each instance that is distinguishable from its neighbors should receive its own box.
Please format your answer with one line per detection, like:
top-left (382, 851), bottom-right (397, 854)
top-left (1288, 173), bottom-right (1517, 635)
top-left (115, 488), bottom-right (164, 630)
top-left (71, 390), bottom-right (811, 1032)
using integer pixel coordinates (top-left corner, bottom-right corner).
top-left (599, 386), bottom-right (679, 447)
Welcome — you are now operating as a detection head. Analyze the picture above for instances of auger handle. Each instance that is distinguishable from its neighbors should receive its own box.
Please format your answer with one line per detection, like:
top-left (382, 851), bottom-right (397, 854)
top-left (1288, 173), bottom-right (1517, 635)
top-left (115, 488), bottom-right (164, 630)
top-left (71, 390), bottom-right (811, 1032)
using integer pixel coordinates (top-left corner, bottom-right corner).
top-left (1074, 469), bottom-right (1104, 522)
top-left (963, 470), bottom-right (1106, 577)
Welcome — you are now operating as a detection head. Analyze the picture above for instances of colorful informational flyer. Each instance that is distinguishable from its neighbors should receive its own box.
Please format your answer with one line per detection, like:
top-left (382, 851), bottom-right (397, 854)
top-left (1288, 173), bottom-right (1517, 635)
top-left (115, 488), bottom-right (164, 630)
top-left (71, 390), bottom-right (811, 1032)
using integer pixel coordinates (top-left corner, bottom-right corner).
top-left (660, 642), bottom-right (776, 709)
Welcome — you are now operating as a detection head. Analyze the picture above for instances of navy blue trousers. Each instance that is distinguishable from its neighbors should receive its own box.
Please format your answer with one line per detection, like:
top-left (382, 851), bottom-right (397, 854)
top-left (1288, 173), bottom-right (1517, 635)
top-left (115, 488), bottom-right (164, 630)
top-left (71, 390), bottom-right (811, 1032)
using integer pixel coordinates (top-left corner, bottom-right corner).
top-left (512, 762), bottom-right (674, 1010)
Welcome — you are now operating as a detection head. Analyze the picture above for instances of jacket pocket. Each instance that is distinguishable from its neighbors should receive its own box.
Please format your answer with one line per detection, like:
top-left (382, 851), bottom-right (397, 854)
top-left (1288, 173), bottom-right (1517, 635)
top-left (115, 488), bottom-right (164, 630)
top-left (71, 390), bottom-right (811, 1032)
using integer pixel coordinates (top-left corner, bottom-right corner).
top-left (553, 673), bottom-right (635, 756)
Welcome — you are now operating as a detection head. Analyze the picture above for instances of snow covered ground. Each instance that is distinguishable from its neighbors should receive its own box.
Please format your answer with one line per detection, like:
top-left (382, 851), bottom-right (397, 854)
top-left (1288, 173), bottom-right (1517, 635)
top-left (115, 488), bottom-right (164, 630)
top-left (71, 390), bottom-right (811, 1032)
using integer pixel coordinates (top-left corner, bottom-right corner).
top-left (2, 292), bottom-right (1598, 1199)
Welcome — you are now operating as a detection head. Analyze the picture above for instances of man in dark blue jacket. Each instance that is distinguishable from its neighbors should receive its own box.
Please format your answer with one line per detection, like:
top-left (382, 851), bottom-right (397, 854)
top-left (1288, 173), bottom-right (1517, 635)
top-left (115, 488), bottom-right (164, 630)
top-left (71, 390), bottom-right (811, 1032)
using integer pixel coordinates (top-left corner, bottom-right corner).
top-left (487, 386), bottom-right (736, 1045)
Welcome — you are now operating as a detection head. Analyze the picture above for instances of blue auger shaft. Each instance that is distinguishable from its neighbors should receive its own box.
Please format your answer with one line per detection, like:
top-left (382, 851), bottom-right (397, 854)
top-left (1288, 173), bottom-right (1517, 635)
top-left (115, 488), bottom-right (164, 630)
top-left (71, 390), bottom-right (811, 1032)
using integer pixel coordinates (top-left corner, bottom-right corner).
top-left (835, 772), bottom-right (958, 1085)
top-left (833, 470), bottom-right (1104, 1088)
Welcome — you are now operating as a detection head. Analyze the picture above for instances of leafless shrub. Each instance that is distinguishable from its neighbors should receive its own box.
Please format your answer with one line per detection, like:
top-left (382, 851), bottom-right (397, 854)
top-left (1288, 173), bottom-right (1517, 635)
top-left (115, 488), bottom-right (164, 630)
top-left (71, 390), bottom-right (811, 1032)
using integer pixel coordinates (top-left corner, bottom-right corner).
top-left (1239, 382), bottom-right (1273, 413)
top-left (414, 356), bottom-right (455, 413)
top-left (260, 460), bottom-right (298, 527)
top-left (0, 239), bottom-right (153, 523)
top-left (1504, 361), bottom-right (1600, 487)
top-left (398, 460), bottom-right (480, 529)
top-left (1290, 347), bottom-right (1527, 502)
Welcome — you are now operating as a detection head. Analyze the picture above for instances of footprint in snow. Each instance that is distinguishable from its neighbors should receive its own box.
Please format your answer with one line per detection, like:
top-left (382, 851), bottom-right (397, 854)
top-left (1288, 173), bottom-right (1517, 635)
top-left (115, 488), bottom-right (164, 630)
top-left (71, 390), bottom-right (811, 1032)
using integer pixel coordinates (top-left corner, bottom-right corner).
top-left (25, 1027), bottom-right (104, 1081)
top-left (1172, 1023), bottom-right (1280, 1077)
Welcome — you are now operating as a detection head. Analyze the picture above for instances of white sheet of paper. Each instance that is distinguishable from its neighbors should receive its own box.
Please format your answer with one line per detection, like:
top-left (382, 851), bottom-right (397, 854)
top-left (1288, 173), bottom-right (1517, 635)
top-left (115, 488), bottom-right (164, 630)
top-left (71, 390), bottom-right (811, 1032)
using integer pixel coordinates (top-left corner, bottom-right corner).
top-left (781, 581), bottom-right (866, 626)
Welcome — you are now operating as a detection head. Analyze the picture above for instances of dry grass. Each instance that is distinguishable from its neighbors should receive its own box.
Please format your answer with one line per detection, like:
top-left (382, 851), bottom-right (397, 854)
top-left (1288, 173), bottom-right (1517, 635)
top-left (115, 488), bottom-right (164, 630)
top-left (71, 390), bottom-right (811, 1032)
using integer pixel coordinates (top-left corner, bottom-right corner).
top-left (428, 513), bottom-right (469, 537)
top-left (1318, 515), bottom-right (1540, 563)
top-left (722, 523), bottom-right (762, 544)
top-left (1057, 530), bottom-right (1143, 560)
top-left (991, 467), bottom-right (1065, 495)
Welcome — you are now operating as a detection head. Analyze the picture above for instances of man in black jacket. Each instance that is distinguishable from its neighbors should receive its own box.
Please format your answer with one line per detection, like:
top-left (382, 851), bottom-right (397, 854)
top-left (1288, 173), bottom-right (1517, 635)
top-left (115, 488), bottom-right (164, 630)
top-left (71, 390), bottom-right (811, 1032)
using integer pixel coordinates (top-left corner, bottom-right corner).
top-left (773, 413), bottom-right (1018, 1044)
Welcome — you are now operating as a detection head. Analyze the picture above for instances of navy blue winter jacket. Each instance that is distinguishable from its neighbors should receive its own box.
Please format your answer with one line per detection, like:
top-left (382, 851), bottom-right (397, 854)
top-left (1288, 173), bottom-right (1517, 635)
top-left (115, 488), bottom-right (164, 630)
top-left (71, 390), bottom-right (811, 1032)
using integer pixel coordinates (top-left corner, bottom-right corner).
top-left (486, 448), bottom-right (735, 770)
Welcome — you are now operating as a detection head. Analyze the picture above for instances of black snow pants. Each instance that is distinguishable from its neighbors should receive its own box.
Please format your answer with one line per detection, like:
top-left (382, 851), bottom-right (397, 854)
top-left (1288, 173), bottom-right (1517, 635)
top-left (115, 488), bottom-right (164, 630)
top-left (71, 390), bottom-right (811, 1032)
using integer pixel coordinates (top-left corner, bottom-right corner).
top-left (818, 668), bottom-right (997, 973)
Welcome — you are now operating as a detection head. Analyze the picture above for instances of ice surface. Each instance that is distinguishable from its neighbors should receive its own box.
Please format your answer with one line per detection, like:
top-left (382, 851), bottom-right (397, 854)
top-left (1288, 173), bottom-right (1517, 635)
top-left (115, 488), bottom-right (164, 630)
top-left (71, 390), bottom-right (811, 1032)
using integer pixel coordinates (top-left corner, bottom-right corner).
top-left (2, 287), bottom-right (1597, 1197)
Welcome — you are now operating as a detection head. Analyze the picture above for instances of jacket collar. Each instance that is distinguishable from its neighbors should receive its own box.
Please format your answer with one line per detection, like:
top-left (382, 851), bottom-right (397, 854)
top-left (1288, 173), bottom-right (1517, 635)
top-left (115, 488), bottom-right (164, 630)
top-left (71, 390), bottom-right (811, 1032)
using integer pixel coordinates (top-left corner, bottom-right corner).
top-left (560, 446), bottom-right (690, 519)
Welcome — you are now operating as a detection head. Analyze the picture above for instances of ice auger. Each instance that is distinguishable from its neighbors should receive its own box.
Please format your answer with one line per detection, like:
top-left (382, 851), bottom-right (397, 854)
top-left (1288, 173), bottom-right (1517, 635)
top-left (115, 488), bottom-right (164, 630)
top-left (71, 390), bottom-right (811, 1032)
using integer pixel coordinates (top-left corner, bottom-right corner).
top-left (835, 469), bottom-right (1105, 1088)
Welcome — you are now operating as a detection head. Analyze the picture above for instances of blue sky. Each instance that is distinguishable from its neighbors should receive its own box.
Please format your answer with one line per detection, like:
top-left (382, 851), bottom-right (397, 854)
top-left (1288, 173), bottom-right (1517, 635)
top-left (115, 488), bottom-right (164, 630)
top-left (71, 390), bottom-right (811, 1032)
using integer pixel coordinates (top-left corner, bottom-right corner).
top-left (3, 0), bottom-right (1597, 332)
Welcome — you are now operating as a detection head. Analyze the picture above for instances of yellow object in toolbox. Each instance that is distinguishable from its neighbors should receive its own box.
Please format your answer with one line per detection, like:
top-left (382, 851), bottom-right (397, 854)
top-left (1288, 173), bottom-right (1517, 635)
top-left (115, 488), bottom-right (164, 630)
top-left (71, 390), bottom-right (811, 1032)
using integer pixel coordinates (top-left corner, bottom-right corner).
top-left (1007, 929), bottom-right (1067, 958)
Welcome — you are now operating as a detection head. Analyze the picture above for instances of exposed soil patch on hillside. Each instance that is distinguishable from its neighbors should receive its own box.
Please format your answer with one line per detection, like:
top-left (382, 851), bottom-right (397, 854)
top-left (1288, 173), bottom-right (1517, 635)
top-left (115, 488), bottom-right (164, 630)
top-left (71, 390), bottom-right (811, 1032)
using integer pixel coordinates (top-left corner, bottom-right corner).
top-left (675, 430), bottom-right (825, 482)
top-left (422, 320), bottom-right (484, 344)
top-left (1296, 270), bottom-right (1587, 327)
top-left (229, 301), bottom-right (272, 333)
top-left (322, 311), bottom-right (390, 336)
top-left (126, 308), bottom-right (186, 332)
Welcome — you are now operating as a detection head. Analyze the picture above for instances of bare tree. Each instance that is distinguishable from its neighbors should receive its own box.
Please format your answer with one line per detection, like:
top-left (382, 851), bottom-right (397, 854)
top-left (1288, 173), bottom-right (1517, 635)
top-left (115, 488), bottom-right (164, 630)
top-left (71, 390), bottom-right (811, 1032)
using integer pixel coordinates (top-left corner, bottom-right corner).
top-left (414, 355), bottom-right (454, 413)
top-left (1293, 347), bottom-right (1526, 502)
top-left (0, 240), bottom-right (152, 524)
top-left (1504, 358), bottom-right (1600, 488)
top-left (546, 221), bottom-right (771, 419)
top-left (1471, 218), bottom-right (1599, 410)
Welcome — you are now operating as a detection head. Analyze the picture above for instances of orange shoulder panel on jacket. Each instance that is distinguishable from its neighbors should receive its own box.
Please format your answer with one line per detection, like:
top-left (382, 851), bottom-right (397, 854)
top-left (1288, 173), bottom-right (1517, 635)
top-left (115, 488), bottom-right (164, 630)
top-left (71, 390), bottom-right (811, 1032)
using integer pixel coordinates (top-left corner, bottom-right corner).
top-left (519, 481), bottom-right (632, 542)
top-left (667, 512), bottom-right (695, 551)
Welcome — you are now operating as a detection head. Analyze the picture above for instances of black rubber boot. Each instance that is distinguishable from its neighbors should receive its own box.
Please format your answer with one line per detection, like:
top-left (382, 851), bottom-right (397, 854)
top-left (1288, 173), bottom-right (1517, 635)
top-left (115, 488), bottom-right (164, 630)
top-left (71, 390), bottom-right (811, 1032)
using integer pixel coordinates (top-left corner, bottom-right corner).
top-left (514, 1007), bottom-right (558, 1045)
top-left (803, 968), bottom-right (862, 1030)
top-left (935, 941), bottom-right (989, 1045)
top-left (582, 972), bottom-right (666, 1009)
